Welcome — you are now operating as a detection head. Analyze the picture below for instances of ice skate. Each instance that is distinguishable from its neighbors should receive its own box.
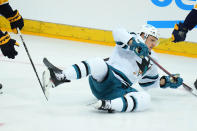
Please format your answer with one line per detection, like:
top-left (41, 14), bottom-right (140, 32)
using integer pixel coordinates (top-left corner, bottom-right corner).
top-left (0, 83), bottom-right (3, 94)
top-left (194, 79), bottom-right (197, 89)
top-left (42, 70), bottom-right (52, 99)
top-left (43, 58), bottom-right (70, 87)
top-left (42, 58), bottom-right (70, 99)
top-left (93, 100), bottom-right (114, 113)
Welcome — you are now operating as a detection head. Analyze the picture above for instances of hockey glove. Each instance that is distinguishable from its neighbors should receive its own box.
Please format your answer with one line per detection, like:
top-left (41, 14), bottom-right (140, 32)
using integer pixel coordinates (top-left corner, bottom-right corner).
top-left (160, 74), bottom-right (183, 89)
top-left (0, 31), bottom-right (19, 59)
top-left (7, 10), bottom-right (24, 34)
top-left (130, 37), bottom-right (149, 58)
top-left (172, 22), bottom-right (188, 43)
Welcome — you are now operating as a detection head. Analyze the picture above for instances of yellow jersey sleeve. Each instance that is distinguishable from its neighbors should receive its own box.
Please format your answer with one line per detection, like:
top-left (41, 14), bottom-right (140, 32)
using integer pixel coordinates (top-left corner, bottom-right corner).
top-left (0, 0), bottom-right (8, 5)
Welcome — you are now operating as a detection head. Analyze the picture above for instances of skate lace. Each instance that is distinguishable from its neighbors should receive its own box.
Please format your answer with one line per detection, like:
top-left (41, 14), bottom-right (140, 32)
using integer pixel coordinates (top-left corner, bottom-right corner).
top-left (55, 73), bottom-right (66, 81)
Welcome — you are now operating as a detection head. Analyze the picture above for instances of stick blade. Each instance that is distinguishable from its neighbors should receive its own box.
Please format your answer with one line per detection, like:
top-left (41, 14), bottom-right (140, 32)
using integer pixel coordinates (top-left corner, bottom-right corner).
top-left (42, 70), bottom-right (53, 100)
top-left (182, 83), bottom-right (197, 97)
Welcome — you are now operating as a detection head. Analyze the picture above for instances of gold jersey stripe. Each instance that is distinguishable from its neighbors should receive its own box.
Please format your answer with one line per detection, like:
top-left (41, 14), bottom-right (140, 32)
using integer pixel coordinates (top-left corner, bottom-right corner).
top-left (0, 0), bottom-right (8, 5)
top-left (7, 10), bottom-right (22, 23)
top-left (194, 4), bottom-right (197, 9)
top-left (0, 33), bottom-right (10, 45)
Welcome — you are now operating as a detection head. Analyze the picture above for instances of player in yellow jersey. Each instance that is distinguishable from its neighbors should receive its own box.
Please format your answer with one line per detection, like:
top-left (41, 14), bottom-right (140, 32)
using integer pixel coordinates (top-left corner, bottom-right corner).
top-left (0, 0), bottom-right (24, 59)
top-left (0, 0), bottom-right (24, 92)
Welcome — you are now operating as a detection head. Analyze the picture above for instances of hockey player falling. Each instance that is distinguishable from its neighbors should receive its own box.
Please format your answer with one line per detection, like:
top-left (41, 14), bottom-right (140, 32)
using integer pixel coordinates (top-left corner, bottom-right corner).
top-left (42, 24), bottom-right (183, 113)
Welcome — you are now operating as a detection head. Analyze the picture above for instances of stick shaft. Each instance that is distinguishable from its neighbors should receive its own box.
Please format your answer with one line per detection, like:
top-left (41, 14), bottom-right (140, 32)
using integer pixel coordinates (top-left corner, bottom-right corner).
top-left (147, 55), bottom-right (193, 92)
top-left (17, 29), bottom-right (48, 100)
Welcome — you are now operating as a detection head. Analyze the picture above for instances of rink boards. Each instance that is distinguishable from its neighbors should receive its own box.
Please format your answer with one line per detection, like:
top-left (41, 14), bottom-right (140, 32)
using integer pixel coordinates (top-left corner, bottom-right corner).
top-left (0, 17), bottom-right (197, 58)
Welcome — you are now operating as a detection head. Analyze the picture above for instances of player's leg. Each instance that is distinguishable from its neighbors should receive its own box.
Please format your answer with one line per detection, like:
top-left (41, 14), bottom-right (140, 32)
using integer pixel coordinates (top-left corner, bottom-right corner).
top-left (63, 57), bottom-right (108, 82)
top-left (94, 91), bottom-right (151, 113)
top-left (43, 57), bottom-right (108, 87)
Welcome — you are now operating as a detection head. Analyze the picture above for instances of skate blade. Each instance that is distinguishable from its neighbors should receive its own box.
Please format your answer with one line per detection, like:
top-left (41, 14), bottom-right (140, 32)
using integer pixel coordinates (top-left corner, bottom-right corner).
top-left (42, 70), bottom-right (53, 99)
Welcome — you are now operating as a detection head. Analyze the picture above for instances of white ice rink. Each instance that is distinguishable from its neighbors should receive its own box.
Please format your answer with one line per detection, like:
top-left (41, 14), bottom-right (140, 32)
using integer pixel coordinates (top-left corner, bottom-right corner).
top-left (0, 34), bottom-right (197, 131)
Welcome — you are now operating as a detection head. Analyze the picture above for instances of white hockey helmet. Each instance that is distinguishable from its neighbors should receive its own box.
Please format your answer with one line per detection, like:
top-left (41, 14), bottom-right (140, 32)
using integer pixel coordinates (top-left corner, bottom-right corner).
top-left (139, 24), bottom-right (159, 40)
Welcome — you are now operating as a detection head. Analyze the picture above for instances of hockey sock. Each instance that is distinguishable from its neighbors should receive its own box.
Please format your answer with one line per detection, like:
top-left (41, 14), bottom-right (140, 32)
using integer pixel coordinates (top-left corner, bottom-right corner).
top-left (63, 61), bottom-right (90, 80)
top-left (109, 92), bottom-right (151, 112)
top-left (110, 95), bottom-right (136, 112)
top-left (62, 58), bottom-right (108, 82)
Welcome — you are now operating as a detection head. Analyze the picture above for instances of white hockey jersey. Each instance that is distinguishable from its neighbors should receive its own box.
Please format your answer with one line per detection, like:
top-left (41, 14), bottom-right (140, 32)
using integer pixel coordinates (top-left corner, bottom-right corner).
top-left (107, 28), bottom-right (160, 90)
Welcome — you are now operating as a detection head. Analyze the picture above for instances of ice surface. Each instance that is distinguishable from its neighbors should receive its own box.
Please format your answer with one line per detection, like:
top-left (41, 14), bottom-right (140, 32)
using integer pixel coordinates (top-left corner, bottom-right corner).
top-left (0, 34), bottom-right (197, 131)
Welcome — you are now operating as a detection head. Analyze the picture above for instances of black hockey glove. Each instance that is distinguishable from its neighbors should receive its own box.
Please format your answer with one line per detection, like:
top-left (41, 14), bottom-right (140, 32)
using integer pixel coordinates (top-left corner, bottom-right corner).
top-left (0, 31), bottom-right (19, 59)
top-left (7, 10), bottom-right (24, 34)
top-left (0, 3), bottom-right (24, 34)
top-left (172, 22), bottom-right (188, 43)
top-left (160, 74), bottom-right (183, 89)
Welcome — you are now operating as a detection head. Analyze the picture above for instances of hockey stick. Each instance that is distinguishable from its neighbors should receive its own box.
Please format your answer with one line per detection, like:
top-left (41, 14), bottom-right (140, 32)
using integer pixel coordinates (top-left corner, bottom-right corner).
top-left (17, 28), bottom-right (48, 100)
top-left (147, 55), bottom-right (197, 97)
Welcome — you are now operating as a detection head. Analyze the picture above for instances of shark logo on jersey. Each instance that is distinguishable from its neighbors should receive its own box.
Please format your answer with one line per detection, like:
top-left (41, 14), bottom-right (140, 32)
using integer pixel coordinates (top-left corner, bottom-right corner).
top-left (136, 58), bottom-right (152, 76)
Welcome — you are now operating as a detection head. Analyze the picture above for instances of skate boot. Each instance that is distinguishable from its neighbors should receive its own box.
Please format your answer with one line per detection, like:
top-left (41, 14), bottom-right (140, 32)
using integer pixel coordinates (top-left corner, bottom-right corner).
top-left (43, 58), bottom-right (70, 88)
top-left (194, 79), bottom-right (197, 89)
top-left (0, 83), bottom-right (3, 94)
top-left (48, 66), bottom-right (70, 87)
top-left (42, 58), bottom-right (70, 99)
top-left (94, 100), bottom-right (114, 113)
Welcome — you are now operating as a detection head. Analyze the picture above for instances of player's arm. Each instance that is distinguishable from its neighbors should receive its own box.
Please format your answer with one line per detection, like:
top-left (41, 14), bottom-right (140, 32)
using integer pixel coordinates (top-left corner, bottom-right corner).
top-left (160, 74), bottom-right (183, 89)
top-left (0, 29), bottom-right (19, 59)
top-left (0, 1), bottom-right (24, 33)
top-left (112, 28), bottom-right (149, 58)
top-left (183, 9), bottom-right (197, 31)
top-left (112, 28), bottom-right (134, 48)
top-left (172, 5), bottom-right (197, 42)
top-left (139, 74), bottom-right (183, 89)
top-left (138, 63), bottom-right (160, 90)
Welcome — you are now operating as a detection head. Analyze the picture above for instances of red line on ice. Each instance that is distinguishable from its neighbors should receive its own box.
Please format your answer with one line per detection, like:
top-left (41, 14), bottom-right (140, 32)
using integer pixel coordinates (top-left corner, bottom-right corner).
top-left (0, 123), bottom-right (5, 126)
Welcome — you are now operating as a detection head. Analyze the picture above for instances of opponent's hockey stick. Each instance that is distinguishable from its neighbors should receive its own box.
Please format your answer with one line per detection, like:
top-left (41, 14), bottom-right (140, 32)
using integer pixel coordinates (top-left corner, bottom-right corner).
top-left (17, 28), bottom-right (48, 100)
top-left (148, 55), bottom-right (197, 97)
